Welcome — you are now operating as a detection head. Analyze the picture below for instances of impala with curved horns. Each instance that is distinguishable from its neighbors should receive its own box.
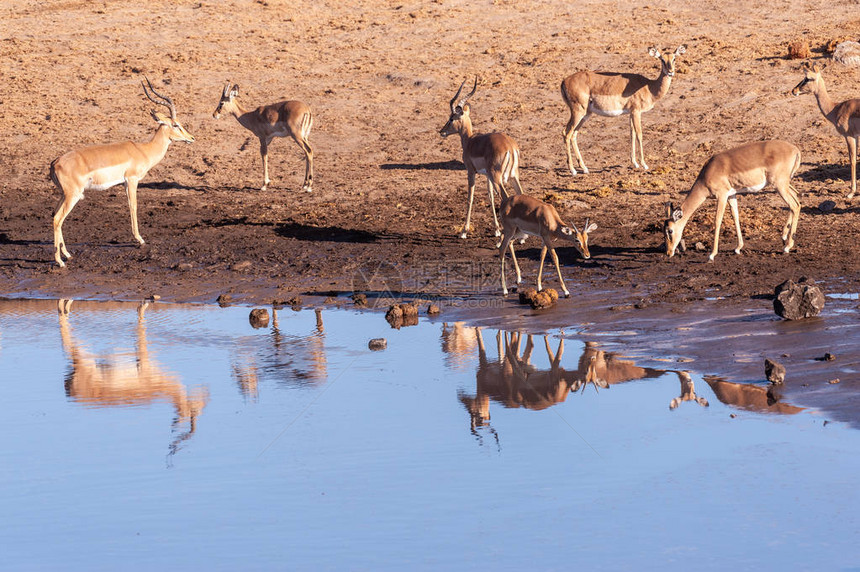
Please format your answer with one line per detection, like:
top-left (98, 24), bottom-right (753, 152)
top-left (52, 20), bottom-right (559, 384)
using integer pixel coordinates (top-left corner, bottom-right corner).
top-left (213, 82), bottom-right (314, 192)
top-left (792, 63), bottom-right (860, 199)
top-left (664, 140), bottom-right (802, 262)
top-left (561, 45), bottom-right (685, 175)
top-left (49, 77), bottom-right (194, 267)
top-left (440, 77), bottom-right (524, 239)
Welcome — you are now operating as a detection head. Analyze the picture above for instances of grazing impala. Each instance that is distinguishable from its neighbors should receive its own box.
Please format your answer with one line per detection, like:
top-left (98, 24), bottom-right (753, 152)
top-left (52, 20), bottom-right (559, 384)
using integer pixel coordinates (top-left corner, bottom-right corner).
top-left (498, 194), bottom-right (596, 297)
top-left (440, 77), bottom-right (524, 239)
top-left (50, 78), bottom-right (194, 267)
top-left (792, 63), bottom-right (860, 199)
top-left (213, 82), bottom-right (314, 192)
top-left (664, 140), bottom-right (802, 262)
top-left (561, 45), bottom-right (685, 175)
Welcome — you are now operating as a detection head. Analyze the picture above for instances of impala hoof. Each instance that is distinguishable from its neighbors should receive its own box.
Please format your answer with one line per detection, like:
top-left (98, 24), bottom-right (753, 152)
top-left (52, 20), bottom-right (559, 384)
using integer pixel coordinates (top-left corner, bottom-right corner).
top-left (458, 232), bottom-right (468, 239)
top-left (303, 185), bottom-right (313, 193)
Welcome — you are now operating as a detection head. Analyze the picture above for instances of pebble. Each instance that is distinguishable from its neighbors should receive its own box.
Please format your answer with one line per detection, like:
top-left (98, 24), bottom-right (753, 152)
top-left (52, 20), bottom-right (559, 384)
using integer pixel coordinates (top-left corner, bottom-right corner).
top-left (368, 338), bottom-right (387, 351)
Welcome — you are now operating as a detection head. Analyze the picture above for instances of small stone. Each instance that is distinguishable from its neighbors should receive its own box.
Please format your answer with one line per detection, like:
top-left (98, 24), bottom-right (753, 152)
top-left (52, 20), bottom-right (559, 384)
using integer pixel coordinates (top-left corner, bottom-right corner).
top-left (530, 291), bottom-right (555, 310)
top-left (286, 296), bottom-right (302, 308)
top-left (351, 293), bottom-right (367, 307)
top-left (175, 262), bottom-right (193, 272)
top-left (385, 304), bottom-right (403, 328)
top-left (249, 308), bottom-right (269, 329)
top-left (828, 378), bottom-right (841, 385)
top-left (730, 414), bottom-right (737, 418)
top-left (231, 260), bottom-right (252, 272)
top-left (788, 40), bottom-right (812, 59)
top-left (518, 287), bottom-right (539, 305)
top-left (146, 294), bottom-right (161, 301)
top-left (543, 288), bottom-right (559, 303)
top-left (427, 303), bottom-right (441, 315)
top-left (217, 294), bottom-right (233, 307)
top-left (765, 358), bottom-right (786, 384)
top-left (368, 338), bottom-right (387, 351)
top-left (695, 241), bottom-right (706, 251)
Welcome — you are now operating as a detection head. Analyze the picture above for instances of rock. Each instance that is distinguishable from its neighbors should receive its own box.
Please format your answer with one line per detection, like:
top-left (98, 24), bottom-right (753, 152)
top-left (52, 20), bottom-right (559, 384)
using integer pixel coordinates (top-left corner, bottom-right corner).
top-left (231, 260), bottom-right (252, 272)
top-left (765, 358), bottom-right (786, 384)
top-left (175, 262), bottom-right (193, 272)
top-left (773, 277), bottom-right (825, 320)
top-left (530, 291), bottom-right (555, 310)
top-left (694, 241), bottom-right (706, 251)
top-left (427, 303), bottom-right (441, 315)
top-left (829, 378), bottom-right (841, 385)
top-left (216, 294), bottom-right (233, 307)
top-left (787, 40), bottom-right (812, 59)
top-left (249, 308), bottom-right (269, 329)
top-left (818, 200), bottom-right (836, 213)
top-left (351, 293), bottom-right (367, 307)
top-left (815, 352), bottom-right (836, 361)
top-left (544, 288), bottom-right (559, 304)
top-left (368, 338), bottom-right (387, 351)
top-left (518, 287), bottom-right (539, 305)
top-left (286, 296), bottom-right (302, 308)
top-left (386, 303), bottom-right (419, 328)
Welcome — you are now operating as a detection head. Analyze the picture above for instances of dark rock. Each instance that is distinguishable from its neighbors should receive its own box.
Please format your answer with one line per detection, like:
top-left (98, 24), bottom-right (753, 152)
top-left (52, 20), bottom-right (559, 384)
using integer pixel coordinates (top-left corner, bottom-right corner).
top-left (773, 277), bottom-right (825, 320)
top-left (818, 200), bottom-right (836, 213)
top-left (249, 308), bottom-right (269, 329)
top-left (815, 352), bottom-right (837, 361)
top-left (518, 287), bottom-right (539, 305)
top-left (368, 338), bottom-right (387, 351)
top-left (216, 294), bottom-right (233, 307)
top-left (427, 303), bottom-right (441, 315)
top-left (765, 358), bottom-right (786, 384)
top-left (385, 303), bottom-right (419, 329)
top-left (351, 293), bottom-right (367, 307)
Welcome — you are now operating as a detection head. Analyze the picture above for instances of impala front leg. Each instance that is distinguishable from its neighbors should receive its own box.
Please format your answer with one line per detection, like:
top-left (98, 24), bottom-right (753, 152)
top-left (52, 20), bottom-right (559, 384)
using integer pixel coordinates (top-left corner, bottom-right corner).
top-left (709, 195), bottom-right (729, 262)
top-left (125, 177), bottom-right (145, 245)
top-left (847, 136), bottom-right (857, 199)
top-left (727, 196), bottom-right (744, 254)
top-left (460, 169), bottom-right (478, 239)
top-left (631, 112), bottom-right (648, 170)
top-left (259, 136), bottom-right (271, 191)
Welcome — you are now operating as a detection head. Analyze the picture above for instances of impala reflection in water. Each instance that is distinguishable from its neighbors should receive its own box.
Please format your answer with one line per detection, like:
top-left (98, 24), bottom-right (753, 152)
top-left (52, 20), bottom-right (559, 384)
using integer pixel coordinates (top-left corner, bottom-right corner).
top-left (58, 299), bottom-right (209, 456)
top-left (454, 328), bottom-right (714, 440)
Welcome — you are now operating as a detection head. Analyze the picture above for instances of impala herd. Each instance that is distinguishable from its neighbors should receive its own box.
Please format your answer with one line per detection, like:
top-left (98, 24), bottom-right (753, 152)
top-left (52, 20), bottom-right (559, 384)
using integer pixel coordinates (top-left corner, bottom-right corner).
top-left (48, 50), bottom-right (860, 297)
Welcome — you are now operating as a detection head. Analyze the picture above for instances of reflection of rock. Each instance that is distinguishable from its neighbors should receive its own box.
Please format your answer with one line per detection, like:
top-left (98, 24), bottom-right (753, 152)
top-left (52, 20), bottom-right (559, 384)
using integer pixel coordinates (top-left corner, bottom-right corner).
top-left (765, 358), bottom-right (786, 384)
top-left (705, 376), bottom-right (804, 414)
top-left (249, 308), bottom-right (270, 328)
top-left (773, 277), bottom-right (825, 320)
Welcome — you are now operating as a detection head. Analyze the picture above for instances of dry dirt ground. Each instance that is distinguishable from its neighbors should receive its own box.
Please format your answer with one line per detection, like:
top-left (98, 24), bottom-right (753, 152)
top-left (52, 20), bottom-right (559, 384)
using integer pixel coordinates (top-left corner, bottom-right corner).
top-left (1, 0), bottom-right (859, 307)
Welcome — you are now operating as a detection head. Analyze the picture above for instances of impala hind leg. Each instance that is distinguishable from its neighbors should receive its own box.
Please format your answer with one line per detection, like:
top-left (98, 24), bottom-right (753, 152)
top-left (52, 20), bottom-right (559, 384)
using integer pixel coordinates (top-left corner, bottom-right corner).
top-left (778, 183), bottom-right (802, 253)
top-left (563, 108), bottom-right (589, 175)
top-left (727, 196), bottom-right (744, 254)
top-left (52, 192), bottom-right (81, 267)
top-left (499, 229), bottom-right (518, 295)
top-left (292, 133), bottom-right (314, 192)
top-left (486, 178), bottom-right (502, 238)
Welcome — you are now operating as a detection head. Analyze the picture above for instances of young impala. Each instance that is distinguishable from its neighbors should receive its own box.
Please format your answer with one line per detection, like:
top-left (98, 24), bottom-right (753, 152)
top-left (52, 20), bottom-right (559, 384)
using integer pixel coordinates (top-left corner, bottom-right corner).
top-left (213, 82), bottom-right (314, 192)
top-left (664, 140), bottom-right (802, 262)
top-left (50, 78), bottom-right (194, 267)
top-left (440, 77), bottom-right (524, 239)
top-left (561, 45), bottom-right (685, 175)
top-left (792, 63), bottom-right (860, 199)
top-left (498, 194), bottom-right (596, 297)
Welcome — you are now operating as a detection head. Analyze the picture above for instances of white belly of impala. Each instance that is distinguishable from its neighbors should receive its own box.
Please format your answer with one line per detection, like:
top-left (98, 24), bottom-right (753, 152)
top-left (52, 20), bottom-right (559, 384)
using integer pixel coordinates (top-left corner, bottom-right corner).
top-left (727, 181), bottom-right (767, 196)
top-left (589, 104), bottom-right (628, 117)
top-left (86, 166), bottom-right (127, 192)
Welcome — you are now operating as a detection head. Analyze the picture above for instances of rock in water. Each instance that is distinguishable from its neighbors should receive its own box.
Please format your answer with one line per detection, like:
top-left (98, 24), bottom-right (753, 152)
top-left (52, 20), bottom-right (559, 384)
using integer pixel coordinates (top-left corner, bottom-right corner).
top-left (368, 338), bottom-right (387, 351)
top-left (765, 358), bottom-right (786, 384)
top-left (773, 278), bottom-right (825, 320)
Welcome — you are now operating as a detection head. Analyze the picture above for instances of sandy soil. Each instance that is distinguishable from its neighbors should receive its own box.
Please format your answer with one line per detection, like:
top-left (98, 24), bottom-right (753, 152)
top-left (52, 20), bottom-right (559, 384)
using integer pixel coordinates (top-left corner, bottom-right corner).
top-left (1, 0), bottom-right (859, 307)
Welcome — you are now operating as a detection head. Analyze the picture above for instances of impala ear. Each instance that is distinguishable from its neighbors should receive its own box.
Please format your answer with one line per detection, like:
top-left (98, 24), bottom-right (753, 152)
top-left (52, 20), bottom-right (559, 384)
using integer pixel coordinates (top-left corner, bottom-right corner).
top-left (230, 85), bottom-right (240, 98)
top-left (586, 222), bottom-right (598, 233)
top-left (665, 201), bottom-right (674, 219)
top-left (648, 46), bottom-right (661, 58)
top-left (150, 109), bottom-right (169, 125)
top-left (675, 45), bottom-right (686, 55)
top-left (672, 208), bottom-right (683, 222)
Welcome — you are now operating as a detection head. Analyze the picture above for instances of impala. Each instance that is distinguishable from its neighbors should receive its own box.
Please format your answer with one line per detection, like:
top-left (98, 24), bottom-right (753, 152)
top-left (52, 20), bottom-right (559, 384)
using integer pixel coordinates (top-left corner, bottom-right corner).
top-left (50, 78), bottom-right (194, 267)
top-left (792, 63), bottom-right (860, 199)
top-left (498, 194), bottom-right (596, 297)
top-left (213, 82), bottom-right (314, 192)
top-left (440, 77), bottom-right (524, 239)
top-left (664, 140), bottom-right (802, 262)
top-left (561, 45), bottom-right (685, 175)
